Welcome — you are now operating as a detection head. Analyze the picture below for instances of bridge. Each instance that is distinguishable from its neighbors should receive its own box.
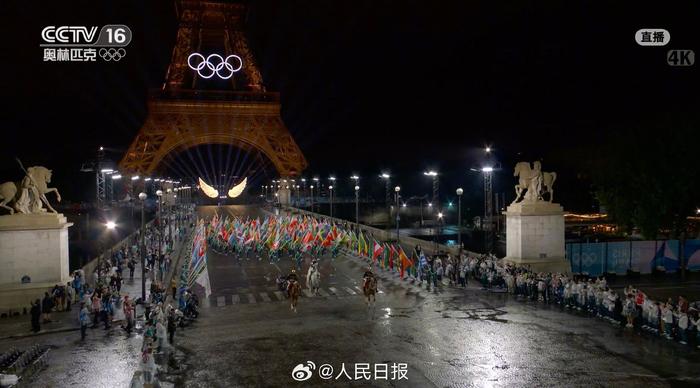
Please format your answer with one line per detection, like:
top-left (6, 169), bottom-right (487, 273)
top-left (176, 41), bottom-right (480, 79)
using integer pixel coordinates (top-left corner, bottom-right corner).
top-left (2, 1), bottom-right (699, 387)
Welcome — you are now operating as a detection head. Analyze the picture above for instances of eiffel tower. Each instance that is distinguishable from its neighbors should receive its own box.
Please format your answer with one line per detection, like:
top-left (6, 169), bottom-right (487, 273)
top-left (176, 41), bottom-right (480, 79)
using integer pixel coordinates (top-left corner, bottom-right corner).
top-left (119, 0), bottom-right (307, 193)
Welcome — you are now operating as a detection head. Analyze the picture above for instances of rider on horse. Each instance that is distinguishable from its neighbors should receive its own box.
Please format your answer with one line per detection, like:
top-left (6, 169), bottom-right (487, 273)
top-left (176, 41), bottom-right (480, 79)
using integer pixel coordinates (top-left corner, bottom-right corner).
top-left (286, 268), bottom-right (299, 297)
top-left (362, 266), bottom-right (375, 290)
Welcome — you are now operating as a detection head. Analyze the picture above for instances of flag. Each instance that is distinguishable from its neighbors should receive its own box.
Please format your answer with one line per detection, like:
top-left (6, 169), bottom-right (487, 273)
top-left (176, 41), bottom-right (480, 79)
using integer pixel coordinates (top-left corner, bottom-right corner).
top-left (372, 240), bottom-right (384, 262)
top-left (399, 246), bottom-right (411, 278)
top-left (349, 230), bottom-right (358, 250)
top-left (195, 268), bottom-right (212, 297)
top-left (382, 243), bottom-right (390, 269)
top-left (388, 244), bottom-right (397, 270)
top-left (358, 232), bottom-right (367, 256)
top-left (322, 231), bottom-right (333, 247)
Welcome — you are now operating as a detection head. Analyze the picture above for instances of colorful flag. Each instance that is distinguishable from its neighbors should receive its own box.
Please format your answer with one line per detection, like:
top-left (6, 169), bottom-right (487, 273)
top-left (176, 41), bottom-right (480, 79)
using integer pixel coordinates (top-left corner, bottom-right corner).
top-left (372, 240), bottom-right (384, 262)
top-left (358, 232), bottom-right (367, 256)
top-left (398, 246), bottom-right (411, 278)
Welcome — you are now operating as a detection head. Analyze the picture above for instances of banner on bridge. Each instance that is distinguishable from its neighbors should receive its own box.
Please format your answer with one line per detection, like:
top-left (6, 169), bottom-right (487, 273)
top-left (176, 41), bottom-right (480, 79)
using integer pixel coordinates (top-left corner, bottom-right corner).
top-left (566, 239), bottom-right (700, 276)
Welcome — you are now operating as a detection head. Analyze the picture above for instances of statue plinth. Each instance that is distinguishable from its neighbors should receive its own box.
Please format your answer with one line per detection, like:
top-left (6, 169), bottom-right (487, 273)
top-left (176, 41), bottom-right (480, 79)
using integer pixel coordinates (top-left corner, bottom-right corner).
top-left (502, 201), bottom-right (571, 273)
top-left (0, 213), bottom-right (73, 312)
top-left (0, 212), bottom-right (70, 230)
top-left (278, 185), bottom-right (291, 206)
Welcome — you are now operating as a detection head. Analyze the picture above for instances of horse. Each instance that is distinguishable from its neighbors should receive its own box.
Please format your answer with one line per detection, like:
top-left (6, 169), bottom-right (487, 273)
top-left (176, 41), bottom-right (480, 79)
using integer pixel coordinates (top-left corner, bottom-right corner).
top-left (0, 166), bottom-right (61, 214)
top-left (542, 171), bottom-right (556, 202)
top-left (0, 182), bottom-right (17, 214)
top-left (289, 280), bottom-right (301, 312)
top-left (513, 162), bottom-right (556, 203)
top-left (363, 276), bottom-right (378, 306)
top-left (306, 264), bottom-right (321, 296)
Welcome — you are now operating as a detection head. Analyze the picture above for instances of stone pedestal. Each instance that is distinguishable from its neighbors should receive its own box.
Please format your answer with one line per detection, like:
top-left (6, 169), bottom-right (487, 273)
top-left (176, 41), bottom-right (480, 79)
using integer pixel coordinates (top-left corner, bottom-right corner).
top-left (0, 213), bottom-right (73, 313)
top-left (278, 187), bottom-right (291, 206)
top-left (503, 201), bottom-right (571, 273)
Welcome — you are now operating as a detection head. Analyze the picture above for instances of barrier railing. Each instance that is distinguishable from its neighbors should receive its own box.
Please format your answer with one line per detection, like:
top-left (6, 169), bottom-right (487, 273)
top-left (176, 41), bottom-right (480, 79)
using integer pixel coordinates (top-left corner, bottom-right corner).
top-left (566, 239), bottom-right (700, 276)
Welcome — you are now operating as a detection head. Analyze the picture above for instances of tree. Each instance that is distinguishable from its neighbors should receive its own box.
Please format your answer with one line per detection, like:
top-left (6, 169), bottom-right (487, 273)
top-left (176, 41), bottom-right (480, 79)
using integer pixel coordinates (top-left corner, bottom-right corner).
top-left (591, 121), bottom-right (699, 239)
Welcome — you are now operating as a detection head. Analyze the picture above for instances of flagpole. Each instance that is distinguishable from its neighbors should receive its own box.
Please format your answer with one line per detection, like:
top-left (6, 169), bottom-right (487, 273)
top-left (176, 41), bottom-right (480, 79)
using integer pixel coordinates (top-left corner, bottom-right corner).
top-left (394, 186), bottom-right (401, 246)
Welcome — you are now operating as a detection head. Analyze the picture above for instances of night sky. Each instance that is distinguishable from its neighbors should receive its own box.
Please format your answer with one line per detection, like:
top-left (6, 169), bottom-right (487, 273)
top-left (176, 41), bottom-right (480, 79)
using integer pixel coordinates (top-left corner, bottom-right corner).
top-left (2, 0), bottom-right (698, 211)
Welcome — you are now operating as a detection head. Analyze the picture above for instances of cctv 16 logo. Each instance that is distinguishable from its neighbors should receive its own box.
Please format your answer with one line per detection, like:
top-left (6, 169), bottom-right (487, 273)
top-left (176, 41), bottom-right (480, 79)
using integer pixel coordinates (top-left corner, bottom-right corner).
top-left (41, 25), bottom-right (132, 47)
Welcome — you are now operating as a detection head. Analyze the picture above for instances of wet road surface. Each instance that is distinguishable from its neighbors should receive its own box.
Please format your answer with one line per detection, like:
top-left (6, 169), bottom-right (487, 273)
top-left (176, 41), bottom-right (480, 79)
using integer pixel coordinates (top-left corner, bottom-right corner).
top-left (173, 206), bottom-right (700, 387)
top-left (2, 205), bottom-right (699, 387)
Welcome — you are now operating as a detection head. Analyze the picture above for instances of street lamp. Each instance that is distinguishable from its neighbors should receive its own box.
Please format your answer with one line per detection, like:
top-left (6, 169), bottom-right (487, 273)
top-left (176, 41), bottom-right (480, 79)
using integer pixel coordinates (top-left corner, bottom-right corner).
top-left (354, 185), bottom-right (360, 233)
top-left (156, 189), bottom-right (163, 282)
top-left (456, 188), bottom-right (464, 253)
top-left (310, 185), bottom-right (314, 212)
top-left (380, 173), bottom-right (391, 230)
top-left (102, 221), bottom-right (117, 285)
top-left (394, 186), bottom-right (401, 244)
top-left (312, 177), bottom-right (319, 212)
top-left (437, 212), bottom-right (444, 253)
top-left (166, 188), bottom-right (172, 249)
top-left (329, 185), bottom-right (334, 218)
top-left (138, 192), bottom-right (147, 301)
top-left (424, 170), bottom-right (439, 215)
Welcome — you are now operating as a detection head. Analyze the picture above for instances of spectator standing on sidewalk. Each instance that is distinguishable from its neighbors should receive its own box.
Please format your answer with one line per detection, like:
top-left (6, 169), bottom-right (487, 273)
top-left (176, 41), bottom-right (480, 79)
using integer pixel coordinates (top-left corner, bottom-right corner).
top-left (167, 307), bottom-right (177, 345)
top-left (30, 299), bottom-right (41, 333)
top-left (678, 310), bottom-right (689, 345)
top-left (122, 296), bottom-right (135, 335)
top-left (170, 277), bottom-right (178, 299)
top-left (128, 259), bottom-right (135, 280)
top-left (41, 292), bottom-right (53, 323)
top-left (79, 302), bottom-right (90, 340)
top-left (65, 281), bottom-right (74, 312)
top-left (91, 291), bottom-right (101, 328)
top-left (73, 271), bottom-right (83, 301)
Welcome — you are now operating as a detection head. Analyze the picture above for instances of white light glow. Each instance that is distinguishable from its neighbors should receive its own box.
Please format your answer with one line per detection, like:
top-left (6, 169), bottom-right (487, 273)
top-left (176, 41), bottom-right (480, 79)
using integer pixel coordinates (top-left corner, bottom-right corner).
top-left (198, 177), bottom-right (219, 198)
top-left (111, 174), bottom-right (122, 179)
top-left (227, 177), bottom-right (247, 198)
top-left (482, 166), bottom-right (494, 172)
top-left (105, 221), bottom-right (116, 230)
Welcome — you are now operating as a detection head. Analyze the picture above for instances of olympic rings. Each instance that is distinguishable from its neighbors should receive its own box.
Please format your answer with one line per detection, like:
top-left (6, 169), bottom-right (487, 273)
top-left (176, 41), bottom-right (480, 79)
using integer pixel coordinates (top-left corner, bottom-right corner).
top-left (99, 48), bottom-right (126, 62)
top-left (187, 53), bottom-right (243, 79)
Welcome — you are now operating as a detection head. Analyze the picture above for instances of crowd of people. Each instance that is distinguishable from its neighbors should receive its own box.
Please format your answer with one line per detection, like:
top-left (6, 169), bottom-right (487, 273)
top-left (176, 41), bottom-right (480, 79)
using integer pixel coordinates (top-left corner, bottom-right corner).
top-left (353, 241), bottom-right (700, 349)
top-left (429, 251), bottom-right (700, 349)
top-left (26, 211), bottom-right (191, 336)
